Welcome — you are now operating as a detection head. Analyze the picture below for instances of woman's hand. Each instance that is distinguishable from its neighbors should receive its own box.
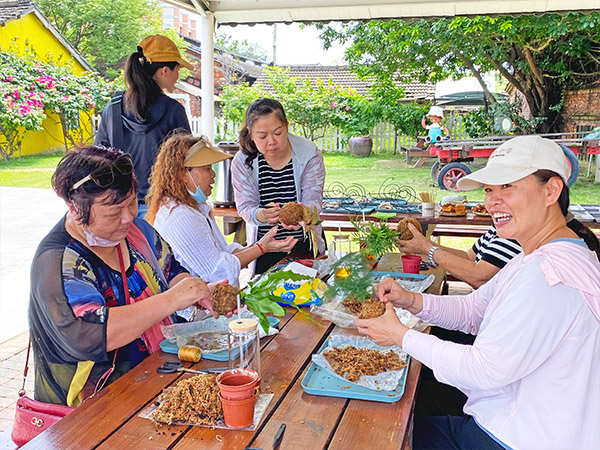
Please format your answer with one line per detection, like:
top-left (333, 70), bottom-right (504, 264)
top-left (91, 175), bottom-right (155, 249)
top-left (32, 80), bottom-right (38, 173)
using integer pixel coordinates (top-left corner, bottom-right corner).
top-left (373, 278), bottom-right (418, 311)
top-left (396, 223), bottom-right (431, 255)
top-left (355, 303), bottom-right (408, 347)
top-left (259, 226), bottom-right (297, 253)
top-left (256, 202), bottom-right (280, 224)
top-left (167, 276), bottom-right (211, 311)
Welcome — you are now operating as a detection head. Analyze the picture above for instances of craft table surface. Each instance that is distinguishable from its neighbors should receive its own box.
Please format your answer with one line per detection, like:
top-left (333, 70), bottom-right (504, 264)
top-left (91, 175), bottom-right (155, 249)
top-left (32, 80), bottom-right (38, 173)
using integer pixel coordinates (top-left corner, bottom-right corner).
top-left (22, 258), bottom-right (445, 450)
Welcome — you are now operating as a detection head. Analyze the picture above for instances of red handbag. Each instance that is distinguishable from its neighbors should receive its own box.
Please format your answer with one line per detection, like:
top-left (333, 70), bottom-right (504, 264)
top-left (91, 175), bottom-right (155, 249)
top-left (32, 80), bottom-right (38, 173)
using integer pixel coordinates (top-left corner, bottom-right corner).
top-left (12, 245), bottom-right (130, 446)
top-left (11, 393), bottom-right (74, 447)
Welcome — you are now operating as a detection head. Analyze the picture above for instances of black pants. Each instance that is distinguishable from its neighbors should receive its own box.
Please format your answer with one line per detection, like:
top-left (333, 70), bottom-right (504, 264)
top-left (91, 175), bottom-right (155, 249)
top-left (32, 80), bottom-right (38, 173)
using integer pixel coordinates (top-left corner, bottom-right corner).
top-left (255, 238), bottom-right (312, 274)
top-left (414, 327), bottom-right (475, 417)
top-left (414, 415), bottom-right (506, 450)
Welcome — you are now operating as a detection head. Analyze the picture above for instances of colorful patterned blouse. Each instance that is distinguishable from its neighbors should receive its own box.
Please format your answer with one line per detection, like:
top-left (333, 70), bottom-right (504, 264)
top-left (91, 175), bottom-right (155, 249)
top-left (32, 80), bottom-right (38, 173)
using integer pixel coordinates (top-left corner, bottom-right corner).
top-left (29, 217), bottom-right (186, 406)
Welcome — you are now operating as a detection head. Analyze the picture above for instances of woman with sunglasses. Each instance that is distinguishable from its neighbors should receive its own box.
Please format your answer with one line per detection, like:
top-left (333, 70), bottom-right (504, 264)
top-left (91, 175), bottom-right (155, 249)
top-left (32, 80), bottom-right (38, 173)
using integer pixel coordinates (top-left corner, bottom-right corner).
top-left (29, 145), bottom-right (221, 407)
top-left (231, 98), bottom-right (326, 274)
top-left (356, 136), bottom-right (600, 449)
top-left (95, 35), bottom-right (193, 218)
top-left (146, 134), bottom-right (297, 287)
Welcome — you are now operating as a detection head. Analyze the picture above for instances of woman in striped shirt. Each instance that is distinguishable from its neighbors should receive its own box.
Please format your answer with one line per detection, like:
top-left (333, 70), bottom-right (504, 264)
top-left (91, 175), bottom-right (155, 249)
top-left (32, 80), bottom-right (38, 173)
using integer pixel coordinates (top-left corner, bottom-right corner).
top-left (231, 98), bottom-right (326, 274)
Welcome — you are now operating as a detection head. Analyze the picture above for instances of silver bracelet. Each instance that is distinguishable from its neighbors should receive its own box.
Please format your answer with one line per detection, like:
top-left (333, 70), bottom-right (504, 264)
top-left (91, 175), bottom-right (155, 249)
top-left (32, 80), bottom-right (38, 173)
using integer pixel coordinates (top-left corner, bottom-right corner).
top-left (428, 246), bottom-right (439, 267)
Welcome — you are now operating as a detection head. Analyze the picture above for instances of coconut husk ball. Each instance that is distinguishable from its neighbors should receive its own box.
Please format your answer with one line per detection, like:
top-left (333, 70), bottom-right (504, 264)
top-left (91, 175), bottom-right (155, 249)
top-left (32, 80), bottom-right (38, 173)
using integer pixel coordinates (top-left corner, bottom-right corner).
top-left (398, 217), bottom-right (422, 240)
top-left (358, 298), bottom-right (386, 319)
top-left (211, 284), bottom-right (240, 315)
top-left (279, 202), bottom-right (305, 226)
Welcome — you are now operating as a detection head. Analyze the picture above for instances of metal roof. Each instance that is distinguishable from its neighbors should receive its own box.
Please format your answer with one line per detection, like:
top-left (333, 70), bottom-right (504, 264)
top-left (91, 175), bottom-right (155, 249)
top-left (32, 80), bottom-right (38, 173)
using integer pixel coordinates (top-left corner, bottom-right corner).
top-left (164, 0), bottom-right (600, 26)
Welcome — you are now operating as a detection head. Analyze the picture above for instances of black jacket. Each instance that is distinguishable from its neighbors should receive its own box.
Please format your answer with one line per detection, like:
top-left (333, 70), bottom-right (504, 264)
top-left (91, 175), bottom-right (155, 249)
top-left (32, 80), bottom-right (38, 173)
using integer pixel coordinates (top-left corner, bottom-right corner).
top-left (95, 94), bottom-right (191, 200)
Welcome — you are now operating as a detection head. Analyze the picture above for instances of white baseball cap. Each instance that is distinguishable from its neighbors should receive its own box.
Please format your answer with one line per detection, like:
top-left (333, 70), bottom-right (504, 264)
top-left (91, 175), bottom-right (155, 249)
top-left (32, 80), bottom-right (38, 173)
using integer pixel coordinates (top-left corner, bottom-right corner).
top-left (457, 135), bottom-right (571, 191)
top-left (427, 106), bottom-right (444, 118)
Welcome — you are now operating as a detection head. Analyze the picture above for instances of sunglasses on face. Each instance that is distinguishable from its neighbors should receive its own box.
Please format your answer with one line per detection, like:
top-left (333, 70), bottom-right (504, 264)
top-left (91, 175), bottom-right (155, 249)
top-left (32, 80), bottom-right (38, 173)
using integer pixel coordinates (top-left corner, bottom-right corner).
top-left (70, 154), bottom-right (134, 191)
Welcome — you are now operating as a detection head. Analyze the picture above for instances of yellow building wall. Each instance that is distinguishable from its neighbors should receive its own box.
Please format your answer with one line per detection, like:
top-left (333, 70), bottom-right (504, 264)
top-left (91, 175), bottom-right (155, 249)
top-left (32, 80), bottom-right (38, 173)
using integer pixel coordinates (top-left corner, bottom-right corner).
top-left (0, 12), bottom-right (94, 156)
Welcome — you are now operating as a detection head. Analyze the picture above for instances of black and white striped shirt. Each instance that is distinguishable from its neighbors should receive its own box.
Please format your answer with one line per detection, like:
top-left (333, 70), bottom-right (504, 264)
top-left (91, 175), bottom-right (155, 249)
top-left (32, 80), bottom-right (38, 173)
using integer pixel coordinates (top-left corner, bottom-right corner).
top-left (257, 155), bottom-right (305, 241)
top-left (473, 225), bottom-right (522, 269)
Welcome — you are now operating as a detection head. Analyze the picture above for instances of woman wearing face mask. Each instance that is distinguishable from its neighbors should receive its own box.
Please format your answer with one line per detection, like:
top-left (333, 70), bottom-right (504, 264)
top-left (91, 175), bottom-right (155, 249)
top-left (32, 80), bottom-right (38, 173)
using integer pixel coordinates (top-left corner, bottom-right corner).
top-left (146, 134), bottom-right (297, 287)
top-left (95, 35), bottom-right (193, 218)
top-left (29, 145), bottom-right (219, 407)
top-left (231, 98), bottom-right (326, 274)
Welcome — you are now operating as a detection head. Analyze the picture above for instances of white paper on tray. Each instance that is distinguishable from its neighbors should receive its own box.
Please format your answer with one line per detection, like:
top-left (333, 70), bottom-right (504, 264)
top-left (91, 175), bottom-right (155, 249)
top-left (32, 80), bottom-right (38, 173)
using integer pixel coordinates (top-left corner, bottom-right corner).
top-left (160, 307), bottom-right (277, 353)
top-left (311, 336), bottom-right (408, 391)
top-left (140, 392), bottom-right (273, 431)
top-left (311, 274), bottom-right (434, 330)
top-left (284, 261), bottom-right (318, 278)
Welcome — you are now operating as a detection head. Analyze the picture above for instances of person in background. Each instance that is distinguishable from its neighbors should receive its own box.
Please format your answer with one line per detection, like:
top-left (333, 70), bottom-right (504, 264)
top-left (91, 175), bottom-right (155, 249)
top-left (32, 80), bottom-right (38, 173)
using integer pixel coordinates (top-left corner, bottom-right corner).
top-left (397, 222), bottom-right (521, 289)
top-left (357, 136), bottom-right (600, 449)
top-left (146, 134), bottom-right (297, 287)
top-left (231, 98), bottom-right (326, 274)
top-left (30, 146), bottom-right (217, 407)
top-left (95, 35), bottom-right (192, 218)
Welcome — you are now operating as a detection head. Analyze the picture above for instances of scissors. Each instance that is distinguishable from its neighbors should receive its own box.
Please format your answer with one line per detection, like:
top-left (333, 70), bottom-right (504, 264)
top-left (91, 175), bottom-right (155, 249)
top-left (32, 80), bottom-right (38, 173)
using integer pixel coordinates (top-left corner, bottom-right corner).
top-left (156, 361), bottom-right (227, 374)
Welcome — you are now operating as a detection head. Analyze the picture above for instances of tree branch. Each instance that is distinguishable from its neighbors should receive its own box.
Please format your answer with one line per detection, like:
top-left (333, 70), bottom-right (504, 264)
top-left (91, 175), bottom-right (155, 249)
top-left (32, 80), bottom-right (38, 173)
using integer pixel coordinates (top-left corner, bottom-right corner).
top-left (454, 50), bottom-right (497, 103)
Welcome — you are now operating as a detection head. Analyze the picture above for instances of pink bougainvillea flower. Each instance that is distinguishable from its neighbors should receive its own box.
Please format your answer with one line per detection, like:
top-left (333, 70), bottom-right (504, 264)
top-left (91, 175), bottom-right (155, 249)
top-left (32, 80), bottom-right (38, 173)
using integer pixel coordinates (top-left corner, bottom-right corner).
top-left (345, 106), bottom-right (351, 111)
top-left (330, 102), bottom-right (338, 108)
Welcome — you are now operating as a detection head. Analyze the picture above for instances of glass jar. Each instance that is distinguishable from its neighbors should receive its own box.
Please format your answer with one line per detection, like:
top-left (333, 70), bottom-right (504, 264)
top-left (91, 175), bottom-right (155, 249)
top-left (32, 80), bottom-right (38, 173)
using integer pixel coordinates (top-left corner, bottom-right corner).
top-left (227, 318), bottom-right (261, 377)
top-left (331, 234), bottom-right (351, 260)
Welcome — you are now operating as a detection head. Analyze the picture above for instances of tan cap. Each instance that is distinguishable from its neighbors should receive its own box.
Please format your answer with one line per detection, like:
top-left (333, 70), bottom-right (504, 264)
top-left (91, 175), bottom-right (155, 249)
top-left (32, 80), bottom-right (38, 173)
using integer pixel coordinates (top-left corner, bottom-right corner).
top-left (184, 140), bottom-right (233, 167)
top-left (138, 35), bottom-right (194, 70)
top-left (457, 135), bottom-right (571, 191)
top-left (228, 318), bottom-right (258, 332)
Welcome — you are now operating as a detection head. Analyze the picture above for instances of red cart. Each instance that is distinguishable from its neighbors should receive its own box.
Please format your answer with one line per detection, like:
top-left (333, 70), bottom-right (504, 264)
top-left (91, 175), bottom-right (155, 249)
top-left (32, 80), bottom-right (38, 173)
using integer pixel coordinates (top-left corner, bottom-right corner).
top-left (410, 133), bottom-right (600, 191)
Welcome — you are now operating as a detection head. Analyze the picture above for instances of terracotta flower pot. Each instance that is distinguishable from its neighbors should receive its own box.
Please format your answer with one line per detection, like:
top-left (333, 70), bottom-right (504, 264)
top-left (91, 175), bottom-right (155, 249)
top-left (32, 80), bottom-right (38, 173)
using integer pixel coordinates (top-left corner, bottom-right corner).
top-left (348, 136), bottom-right (373, 157)
top-left (219, 391), bottom-right (257, 429)
top-left (216, 368), bottom-right (260, 400)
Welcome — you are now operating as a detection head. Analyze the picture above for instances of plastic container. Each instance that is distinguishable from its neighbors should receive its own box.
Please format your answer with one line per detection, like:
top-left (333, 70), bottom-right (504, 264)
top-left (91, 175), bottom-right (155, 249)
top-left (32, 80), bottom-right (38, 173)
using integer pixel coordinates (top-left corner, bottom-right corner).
top-left (216, 368), bottom-right (260, 400)
top-left (401, 254), bottom-right (422, 274)
top-left (227, 318), bottom-right (261, 377)
top-left (331, 234), bottom-right (351, 260)
top-left (219, 390), bottom-right (257, 428)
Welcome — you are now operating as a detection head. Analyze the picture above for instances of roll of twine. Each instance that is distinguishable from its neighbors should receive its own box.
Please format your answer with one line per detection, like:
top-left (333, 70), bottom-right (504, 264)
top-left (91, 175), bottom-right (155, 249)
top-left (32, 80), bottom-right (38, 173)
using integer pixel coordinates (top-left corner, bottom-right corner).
top-left (178, 345), bottom-right (202, 362)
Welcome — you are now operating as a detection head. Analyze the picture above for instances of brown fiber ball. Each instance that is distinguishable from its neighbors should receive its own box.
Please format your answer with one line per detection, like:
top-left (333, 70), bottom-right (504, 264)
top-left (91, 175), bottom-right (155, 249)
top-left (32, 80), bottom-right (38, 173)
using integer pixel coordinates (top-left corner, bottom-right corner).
top-left (358, 298), bottom-right (386, 319)
top-left (279, 202), bottom-right (305, 226)
top-left (398, 217), bottom-right (422, 240)
top-left (211, 284), bottom-right (240, 315)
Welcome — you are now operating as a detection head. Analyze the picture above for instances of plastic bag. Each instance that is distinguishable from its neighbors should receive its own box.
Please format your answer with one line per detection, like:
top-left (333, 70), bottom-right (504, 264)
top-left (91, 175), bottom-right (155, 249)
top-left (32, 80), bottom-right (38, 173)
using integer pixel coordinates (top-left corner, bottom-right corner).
top-left (311, 336), bottom-right (408, 391)
top-left (272, 277), bottom-right (328, 306)
top-left (160, 307), bottom-right (277, 353)
top-left (310, 274), bottom-right (434, 329)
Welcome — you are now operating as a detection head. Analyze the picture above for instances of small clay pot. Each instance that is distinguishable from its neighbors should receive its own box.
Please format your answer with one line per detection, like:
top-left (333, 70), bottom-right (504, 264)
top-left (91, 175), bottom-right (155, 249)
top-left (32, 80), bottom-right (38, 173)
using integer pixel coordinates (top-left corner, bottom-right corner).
top-left (219, 391), bottom-right (257, 429)
top-left (216, 368), bottom-right (260, 400)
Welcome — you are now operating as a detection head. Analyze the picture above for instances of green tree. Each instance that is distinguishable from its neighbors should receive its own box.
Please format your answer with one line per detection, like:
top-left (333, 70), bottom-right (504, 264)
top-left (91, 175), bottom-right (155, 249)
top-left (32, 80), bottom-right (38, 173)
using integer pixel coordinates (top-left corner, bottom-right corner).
top-left (316, 13), bottom-right (600, 133)
top-left (37, 0), bottom-right (165, 75)
top-left (215, 34), bottom-right (268, 62)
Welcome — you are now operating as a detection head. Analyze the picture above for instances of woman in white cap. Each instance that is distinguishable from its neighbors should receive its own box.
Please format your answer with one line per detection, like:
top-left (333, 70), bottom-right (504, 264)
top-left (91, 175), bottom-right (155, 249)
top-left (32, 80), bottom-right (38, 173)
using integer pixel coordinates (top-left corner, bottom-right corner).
top-left (145, 134), bottom-right (297, 288)
top-left (95, 35), bottom-right (194, 218)
top-left (356, 135), bottom-right (600, 449)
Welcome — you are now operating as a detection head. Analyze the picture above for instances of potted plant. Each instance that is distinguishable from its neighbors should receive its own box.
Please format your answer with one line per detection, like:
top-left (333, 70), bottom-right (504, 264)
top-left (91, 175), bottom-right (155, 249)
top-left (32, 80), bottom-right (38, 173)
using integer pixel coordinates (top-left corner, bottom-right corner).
top-left (333, 94), bottom-right (382, 157)
top-left (350, 217), bottom-right (400, 263)
top-left (326, 253), bottom-right (386, 319)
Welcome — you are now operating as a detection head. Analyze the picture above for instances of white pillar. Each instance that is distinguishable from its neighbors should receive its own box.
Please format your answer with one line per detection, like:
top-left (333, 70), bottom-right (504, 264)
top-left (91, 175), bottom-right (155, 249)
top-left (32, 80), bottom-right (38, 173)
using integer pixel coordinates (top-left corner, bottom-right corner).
top-left (201, 12), bottom-right (215, 142)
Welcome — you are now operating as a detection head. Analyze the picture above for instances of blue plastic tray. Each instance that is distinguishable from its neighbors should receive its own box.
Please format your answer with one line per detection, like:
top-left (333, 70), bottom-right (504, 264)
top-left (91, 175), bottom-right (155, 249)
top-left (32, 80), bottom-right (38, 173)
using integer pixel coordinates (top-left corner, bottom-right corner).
top-left (301, 340), bottom-right (409, 403)
top-left (159, 317), bottom-right (280, 361)
top-left (371, 271), bottom-right (428, 283)
top-left (322, 205), bottom-right (376, 214)
top-left (376, 205), bottom-right (421, 214)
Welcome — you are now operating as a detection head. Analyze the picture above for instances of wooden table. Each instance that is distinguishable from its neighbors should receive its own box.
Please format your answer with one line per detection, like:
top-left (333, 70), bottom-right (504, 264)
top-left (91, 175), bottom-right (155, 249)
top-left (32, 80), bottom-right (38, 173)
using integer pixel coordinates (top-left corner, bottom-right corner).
top-left (23, 261), bottom-right (445, 450)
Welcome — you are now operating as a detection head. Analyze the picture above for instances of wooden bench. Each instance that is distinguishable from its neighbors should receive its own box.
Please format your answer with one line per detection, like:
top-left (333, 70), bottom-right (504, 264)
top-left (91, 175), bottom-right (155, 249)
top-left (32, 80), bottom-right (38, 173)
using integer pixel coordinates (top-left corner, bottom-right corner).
top-left (431, 224), bottom-right (489, 239)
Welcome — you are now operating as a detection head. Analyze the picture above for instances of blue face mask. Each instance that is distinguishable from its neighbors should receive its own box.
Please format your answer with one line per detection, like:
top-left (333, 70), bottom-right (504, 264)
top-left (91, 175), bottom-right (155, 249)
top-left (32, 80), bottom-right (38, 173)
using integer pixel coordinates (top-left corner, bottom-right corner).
top-left (187, 171), bottom-right (208, 204)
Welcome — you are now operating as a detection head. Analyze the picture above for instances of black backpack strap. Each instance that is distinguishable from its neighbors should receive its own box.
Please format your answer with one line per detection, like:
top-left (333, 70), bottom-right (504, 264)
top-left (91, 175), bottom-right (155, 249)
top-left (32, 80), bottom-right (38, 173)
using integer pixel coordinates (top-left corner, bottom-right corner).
top-left (110, 93), bottom-right (125, 151)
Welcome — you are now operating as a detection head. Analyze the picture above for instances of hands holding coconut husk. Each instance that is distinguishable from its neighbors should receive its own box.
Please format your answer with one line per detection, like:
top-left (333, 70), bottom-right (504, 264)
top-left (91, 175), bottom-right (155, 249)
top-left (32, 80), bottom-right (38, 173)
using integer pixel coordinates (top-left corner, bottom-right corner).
top-left (258, 201), bottom-right (321, 258)
top-left (355, 278), bottom-right (423, 347)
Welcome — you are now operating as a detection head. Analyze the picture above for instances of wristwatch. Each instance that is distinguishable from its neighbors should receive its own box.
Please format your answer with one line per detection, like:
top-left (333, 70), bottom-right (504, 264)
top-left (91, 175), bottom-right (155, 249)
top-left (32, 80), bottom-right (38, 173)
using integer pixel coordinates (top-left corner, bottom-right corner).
top-left (428, 246), bottom-right (439, 267)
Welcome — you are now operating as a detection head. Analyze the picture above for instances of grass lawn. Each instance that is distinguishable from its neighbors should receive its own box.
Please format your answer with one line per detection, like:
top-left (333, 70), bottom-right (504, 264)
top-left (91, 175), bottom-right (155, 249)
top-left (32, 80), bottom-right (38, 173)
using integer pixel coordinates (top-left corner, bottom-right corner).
top-left (1, 150), bottom-right (599, 203)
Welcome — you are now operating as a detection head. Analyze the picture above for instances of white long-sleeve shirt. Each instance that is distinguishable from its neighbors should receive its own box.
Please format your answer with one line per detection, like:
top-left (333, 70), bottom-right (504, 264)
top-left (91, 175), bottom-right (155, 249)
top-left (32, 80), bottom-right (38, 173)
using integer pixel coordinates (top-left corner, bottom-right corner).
top-left (403, 240), bottom-right (600, 450)
top-left (153, 200), bottom-right (243, 287)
